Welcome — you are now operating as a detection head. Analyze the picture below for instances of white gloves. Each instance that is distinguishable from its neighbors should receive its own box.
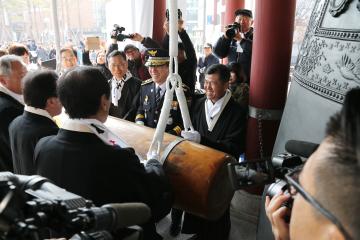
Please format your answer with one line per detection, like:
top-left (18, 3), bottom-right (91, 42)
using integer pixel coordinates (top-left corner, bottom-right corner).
top-left (146, 150), bottom-right (160, 161)
top-left (181, 130), bottom-right (201, 143)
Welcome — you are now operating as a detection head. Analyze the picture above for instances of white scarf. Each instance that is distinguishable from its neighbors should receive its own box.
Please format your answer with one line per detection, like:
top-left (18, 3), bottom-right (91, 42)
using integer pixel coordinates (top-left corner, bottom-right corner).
top-left (61, 118), bottom-right (128, 147)
top-left (24, 105), bottom-right (54, 122)
top-left (205, 90), bottom-right (232, 132)
top-left (0, 83), bottom-right (24, 105)
top-left (111, 71), bottom-right (132, 106)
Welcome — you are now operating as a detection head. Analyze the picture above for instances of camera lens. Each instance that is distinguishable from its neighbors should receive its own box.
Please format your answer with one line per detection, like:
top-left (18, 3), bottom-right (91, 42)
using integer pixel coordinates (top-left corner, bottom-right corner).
top-left (266, 179), bottom-right (288, 198)
top-left (225, 27), bottom-right (237, 39)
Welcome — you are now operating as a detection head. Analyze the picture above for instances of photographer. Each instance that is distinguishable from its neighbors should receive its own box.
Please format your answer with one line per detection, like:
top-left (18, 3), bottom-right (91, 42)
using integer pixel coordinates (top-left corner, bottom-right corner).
top-left (34, 66), bottom-right (173, 240)
top-left (213, 9), bottom-right (253, 83)
top-left (107, 27), bottom-right (160, 81)
top-left (161, 13), bottom-right (197, 94)
top-left (265, 88), bottom-right (360, 240)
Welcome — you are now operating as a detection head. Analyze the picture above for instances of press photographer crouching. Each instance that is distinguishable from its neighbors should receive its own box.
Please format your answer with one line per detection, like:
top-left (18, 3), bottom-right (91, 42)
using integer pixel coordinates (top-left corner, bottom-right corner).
top-left (33, 66), bottom-right (173, 240)
top-left (265, 88), bottom-right (360, 240)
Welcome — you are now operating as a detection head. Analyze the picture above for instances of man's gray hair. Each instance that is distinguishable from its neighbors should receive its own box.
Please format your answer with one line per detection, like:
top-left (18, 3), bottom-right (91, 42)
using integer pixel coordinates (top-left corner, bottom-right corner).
top-left (0, 55), bottom-right (24, 77)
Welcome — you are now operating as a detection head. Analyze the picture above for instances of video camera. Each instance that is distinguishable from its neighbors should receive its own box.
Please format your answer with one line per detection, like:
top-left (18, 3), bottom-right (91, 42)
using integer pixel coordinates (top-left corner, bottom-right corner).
top-left (225, 22), bottom-right (241, 39)
top-left (0, 172), bottom-right (151, 240)
top-left (111, 25), bottom-right (134, 42)
top-left (228, 140), bottom-right (319, 208)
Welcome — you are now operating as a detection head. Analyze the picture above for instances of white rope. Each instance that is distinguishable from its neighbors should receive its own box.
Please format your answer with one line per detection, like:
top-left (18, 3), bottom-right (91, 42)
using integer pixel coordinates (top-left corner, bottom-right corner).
top-left (147, 0), bottom-right (194, 160)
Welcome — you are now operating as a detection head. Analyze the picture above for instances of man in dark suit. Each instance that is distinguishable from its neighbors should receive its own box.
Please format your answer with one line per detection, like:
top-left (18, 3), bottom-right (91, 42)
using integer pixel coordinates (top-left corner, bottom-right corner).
top-left (135, 48), bottom-right (183, 136)
top-left (9, 70), bottom-right (61, 175)
top-left (197, 43), bottom-right (219, 89)
top-left (0, 55), bottom-right (27, 171)
top-left (180, 64), bottom-right (247, 240)
top-left (34, 66), bottom-right (172, 240)
top-left (108, 50), bottom-right (141, 121)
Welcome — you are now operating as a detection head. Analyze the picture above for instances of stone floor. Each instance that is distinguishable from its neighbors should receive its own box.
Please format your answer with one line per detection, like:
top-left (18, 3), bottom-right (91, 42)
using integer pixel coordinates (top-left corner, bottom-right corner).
top-left (156, 190), bottom-right (261, 240)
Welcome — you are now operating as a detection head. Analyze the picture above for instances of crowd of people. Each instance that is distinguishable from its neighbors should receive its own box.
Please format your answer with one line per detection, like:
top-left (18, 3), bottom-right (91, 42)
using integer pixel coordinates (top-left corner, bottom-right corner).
top-left (0, 7), bottom-right (359, 240)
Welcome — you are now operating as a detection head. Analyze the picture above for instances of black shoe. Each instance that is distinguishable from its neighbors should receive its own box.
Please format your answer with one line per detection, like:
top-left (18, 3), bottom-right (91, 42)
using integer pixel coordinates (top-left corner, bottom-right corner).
top-left (187, 234), bottom-right (199, 240)
top-left (169, 221), bottom-right (181, 237)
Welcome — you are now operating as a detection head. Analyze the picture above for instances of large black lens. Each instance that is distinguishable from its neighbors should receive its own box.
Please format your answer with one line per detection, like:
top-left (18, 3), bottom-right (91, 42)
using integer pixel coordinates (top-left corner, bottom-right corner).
top-left (225, 27), bottom-right (237, 39)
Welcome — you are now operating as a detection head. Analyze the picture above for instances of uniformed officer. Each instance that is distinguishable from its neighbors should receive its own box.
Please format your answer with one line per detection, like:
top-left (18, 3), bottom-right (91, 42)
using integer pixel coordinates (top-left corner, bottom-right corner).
top-left (135, 48), bottom-right (182, 136)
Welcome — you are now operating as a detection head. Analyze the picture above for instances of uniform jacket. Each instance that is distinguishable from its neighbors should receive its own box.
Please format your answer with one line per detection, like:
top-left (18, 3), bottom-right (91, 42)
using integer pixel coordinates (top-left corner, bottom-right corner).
top-left (9, 111), bottom-right (58, 175)
top-left (34, 129), bottom-right (173, 240)
top-left (0, 92), bottom-right (24, 171)
top-left (109, 76), bottom-right (141, 121)
top-left (135, 79), bottom-right (183, 136)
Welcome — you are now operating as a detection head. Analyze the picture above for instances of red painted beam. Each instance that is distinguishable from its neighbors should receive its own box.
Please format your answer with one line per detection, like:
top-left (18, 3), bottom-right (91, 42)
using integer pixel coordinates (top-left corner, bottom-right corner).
top-left (245, 0), bottom-right (296, 161)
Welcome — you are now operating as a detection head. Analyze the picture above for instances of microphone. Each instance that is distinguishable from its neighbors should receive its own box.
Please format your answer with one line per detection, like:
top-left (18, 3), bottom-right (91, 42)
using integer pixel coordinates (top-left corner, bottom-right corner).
top-left (285, 140), bottom-right (319, 158)
top-left (86, 203), bottom-right (151, 232)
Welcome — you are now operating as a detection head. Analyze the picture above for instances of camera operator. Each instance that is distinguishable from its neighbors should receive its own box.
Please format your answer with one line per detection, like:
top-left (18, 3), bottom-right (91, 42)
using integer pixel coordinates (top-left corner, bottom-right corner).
top-left (107, 27), bottom-right (160, 81)
top-left (213, 9), bottom-right (253, 83)
top-left (265, 88), bottom-right (360, 240)
top-left (34, 66), bottom-right (173, 240)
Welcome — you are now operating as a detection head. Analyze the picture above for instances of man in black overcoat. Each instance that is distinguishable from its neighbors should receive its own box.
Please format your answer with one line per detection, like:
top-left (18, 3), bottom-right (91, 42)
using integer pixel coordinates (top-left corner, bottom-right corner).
top-left (34, 66), bottom-right (173, 240)
top-left (0, 55), bottom-right (27, 171)
top-left (180, 64), bottom-right (247, 240)
top-left (213, 9), bottom-right (254, 83)
top-left (9, 70), bottom-right (61, 175)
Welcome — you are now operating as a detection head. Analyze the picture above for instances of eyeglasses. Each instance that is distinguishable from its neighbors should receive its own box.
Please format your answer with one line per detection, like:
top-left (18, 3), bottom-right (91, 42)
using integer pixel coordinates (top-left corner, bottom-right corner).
top-left (285, 167), bottom-right (352, 240)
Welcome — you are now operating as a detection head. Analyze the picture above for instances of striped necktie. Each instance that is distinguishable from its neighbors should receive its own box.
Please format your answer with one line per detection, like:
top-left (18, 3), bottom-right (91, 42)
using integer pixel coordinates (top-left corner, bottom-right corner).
top-left (155, 87), bottom-right (161, 106)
